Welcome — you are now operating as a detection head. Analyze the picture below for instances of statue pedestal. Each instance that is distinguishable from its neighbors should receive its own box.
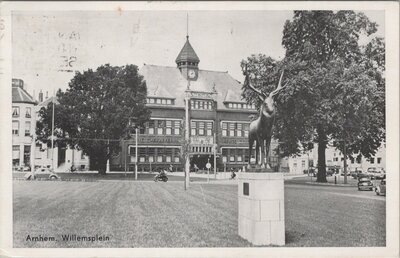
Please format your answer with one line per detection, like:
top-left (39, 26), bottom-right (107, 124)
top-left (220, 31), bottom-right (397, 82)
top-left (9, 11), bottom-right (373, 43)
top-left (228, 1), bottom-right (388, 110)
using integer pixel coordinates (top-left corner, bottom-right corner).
top-left (238, 172), bottom-right (285, 246)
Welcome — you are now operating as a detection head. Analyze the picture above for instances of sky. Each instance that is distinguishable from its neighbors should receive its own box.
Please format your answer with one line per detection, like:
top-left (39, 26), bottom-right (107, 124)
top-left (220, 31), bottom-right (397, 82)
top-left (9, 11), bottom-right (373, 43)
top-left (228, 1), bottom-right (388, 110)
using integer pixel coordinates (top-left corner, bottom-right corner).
top-left (12, 10), bottom-right (385, 99)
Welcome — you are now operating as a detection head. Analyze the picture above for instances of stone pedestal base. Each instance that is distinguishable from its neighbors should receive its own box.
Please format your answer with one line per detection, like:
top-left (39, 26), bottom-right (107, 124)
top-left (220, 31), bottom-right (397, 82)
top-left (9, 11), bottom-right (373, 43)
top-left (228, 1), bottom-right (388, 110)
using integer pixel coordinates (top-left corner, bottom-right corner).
top-left (238, 173), bottom-right (285, 246)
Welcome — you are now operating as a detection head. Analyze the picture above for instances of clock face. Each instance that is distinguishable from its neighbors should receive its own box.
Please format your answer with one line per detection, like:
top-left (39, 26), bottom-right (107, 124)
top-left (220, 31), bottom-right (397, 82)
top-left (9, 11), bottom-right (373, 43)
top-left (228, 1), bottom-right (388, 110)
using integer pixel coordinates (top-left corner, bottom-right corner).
top-left (188, 69), bottom-right (196, 79)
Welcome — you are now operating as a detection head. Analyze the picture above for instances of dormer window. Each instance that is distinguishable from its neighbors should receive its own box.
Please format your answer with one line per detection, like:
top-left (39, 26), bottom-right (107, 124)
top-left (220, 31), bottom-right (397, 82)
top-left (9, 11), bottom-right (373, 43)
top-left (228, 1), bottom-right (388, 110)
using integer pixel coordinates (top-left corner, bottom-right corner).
top-left (147, 97), bottom-right (175, 106)
top-left (225, 102), bottom-right (255, 110)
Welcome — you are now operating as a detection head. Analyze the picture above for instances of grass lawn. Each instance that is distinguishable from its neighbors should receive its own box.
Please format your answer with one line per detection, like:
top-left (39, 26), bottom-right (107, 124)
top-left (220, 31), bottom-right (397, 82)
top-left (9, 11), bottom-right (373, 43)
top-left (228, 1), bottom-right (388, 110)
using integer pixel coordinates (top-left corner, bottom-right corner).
top-left (13, 180), bottom-right (385, 248)
top-left (13, 180), bottom-right (250, 248)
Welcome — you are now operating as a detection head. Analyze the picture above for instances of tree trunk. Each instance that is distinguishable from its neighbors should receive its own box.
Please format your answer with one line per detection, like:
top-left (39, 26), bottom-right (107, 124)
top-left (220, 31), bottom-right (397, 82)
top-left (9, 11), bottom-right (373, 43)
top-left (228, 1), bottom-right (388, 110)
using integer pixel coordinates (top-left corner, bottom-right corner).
top-left (316, 129), bottom-right (328, 183)
top-left (89, 153), bottom-right (108, 174)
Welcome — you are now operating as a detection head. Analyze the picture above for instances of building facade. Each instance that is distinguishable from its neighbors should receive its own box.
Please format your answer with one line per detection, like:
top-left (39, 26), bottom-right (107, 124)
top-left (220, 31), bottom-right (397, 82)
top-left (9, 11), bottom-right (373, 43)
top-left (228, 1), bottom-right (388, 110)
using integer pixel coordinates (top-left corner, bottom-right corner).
top-left (12, 79), bottom-right (37, 169)
top-left (111, 36), bottom-right (288, 172)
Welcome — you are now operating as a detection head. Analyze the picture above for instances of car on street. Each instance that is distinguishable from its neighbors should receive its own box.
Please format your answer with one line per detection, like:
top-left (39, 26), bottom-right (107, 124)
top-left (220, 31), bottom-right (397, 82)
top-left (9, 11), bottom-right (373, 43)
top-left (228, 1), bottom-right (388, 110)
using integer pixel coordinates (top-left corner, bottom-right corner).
top-left (357, 177), bottom-right (374, 191)
top-left (350, 169), bottom-right (363, 179)
top-left (24, 167), bottom-right (60, 180)
top-left (375, 178), bottom-right (386, 196)
top-left (366, 167), bottom-right (385, 179)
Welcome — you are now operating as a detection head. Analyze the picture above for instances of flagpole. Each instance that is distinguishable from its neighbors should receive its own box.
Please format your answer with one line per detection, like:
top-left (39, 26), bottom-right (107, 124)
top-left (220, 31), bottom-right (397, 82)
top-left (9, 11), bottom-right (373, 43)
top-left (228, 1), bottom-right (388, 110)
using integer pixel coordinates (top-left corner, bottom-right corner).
top-left (51, 88), bottom-right (55, 171)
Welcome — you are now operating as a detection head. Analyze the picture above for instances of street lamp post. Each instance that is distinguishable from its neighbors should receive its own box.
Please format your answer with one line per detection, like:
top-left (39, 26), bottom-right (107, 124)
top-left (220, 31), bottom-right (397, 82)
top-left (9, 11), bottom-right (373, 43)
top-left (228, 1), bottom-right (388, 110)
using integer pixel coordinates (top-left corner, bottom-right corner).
top-left (184, 95), bottom-right (190, 190)
top-left (214, 132), bottom-right (217, 179)
top-left (135, 127), bottom-right (138, 181)
top-left (51, 89), bottom-right (55, 171)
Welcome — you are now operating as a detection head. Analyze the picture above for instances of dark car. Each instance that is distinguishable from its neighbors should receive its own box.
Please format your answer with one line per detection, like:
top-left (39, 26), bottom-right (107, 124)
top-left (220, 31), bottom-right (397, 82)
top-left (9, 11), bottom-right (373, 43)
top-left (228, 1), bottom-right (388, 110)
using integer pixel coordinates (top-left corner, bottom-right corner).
top-left (350, 169), bottom-right (363, 179)
top-left (375, 179), bottom-right (386, 196)
top-left (357, 177), bottom-right (374, 191)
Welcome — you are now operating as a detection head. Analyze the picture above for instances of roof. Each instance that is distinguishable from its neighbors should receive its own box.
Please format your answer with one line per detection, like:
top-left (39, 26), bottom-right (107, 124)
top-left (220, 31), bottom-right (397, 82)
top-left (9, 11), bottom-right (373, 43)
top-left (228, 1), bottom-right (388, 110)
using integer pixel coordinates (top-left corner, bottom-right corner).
top-left (175, 37), bottom-right (200, 64)
top-left (12, 86), bottom-right (36, 105)
top-left (140, 64), bottom-right (250, 110)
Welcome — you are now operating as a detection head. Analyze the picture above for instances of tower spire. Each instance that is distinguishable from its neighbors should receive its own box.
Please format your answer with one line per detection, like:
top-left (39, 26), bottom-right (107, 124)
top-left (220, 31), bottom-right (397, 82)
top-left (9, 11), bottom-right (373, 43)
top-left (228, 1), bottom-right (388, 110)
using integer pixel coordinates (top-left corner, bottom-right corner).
top-left (186, 13), bottom-right (189, 40)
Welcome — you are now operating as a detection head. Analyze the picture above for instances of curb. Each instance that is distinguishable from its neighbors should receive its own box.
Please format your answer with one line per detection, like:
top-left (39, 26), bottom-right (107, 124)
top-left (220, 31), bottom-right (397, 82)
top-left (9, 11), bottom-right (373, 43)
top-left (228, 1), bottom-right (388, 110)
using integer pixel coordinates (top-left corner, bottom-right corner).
top-left (305, 182), bottom-right (356, 187)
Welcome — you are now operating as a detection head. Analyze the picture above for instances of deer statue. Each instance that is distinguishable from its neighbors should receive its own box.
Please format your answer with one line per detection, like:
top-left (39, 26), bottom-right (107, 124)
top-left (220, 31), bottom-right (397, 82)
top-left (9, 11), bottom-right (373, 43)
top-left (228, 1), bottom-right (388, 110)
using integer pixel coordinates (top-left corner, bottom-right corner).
top-left (244, 66), bottom-right (286, 170)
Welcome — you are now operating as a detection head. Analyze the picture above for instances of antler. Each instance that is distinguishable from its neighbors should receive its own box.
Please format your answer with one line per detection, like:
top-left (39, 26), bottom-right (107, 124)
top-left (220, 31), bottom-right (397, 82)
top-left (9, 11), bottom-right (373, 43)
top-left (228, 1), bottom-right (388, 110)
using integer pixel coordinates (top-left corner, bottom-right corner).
top-left (243, 64), bottom-right (266, 100)
top-left (270, 70), bottom-right (287, 97)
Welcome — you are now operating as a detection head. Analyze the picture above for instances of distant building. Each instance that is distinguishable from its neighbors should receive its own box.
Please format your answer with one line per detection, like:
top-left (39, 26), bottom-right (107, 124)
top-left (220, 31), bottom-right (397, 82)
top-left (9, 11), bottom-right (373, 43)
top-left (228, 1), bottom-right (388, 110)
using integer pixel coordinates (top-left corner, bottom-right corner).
top-left (288, 143), bottom-right (386, 174)
top-left (12, 79), bottom-right (36, 169)
top-left (34, 96), bottom-right (90, 171)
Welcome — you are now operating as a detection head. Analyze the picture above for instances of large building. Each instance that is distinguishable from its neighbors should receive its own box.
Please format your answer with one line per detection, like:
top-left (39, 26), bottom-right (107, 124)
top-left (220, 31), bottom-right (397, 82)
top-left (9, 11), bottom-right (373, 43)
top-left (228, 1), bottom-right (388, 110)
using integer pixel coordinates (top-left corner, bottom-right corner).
top-left (111, 36), bottom-right (286, 172)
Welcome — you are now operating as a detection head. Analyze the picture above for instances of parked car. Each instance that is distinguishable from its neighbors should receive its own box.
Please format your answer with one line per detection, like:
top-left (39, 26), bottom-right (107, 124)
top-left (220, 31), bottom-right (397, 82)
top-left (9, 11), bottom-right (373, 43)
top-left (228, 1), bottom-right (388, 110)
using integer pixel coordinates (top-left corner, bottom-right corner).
top-left (16, 165), bottom-right (31, 172)
top-left (350, 169), bottom-right (363, 179)
top-left (357, 177), bottom-right (374, 191)
top-left (24, 167), bottom-right (60, 180)
top-left (375, 179), bottom-right (386, 196)
top-left (366, 167), bottom-right (385, 179)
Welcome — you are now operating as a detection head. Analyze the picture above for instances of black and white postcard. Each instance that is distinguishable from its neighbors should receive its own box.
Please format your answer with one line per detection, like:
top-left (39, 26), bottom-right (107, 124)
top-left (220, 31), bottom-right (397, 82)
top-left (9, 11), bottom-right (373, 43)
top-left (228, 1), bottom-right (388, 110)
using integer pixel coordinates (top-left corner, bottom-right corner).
top-left (0, 1), bottom-right (398, 258)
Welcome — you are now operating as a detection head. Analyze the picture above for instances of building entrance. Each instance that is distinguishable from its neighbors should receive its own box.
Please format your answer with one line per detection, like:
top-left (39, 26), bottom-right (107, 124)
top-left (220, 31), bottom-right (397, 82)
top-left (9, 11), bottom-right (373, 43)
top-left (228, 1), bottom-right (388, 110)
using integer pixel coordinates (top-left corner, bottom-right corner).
top-left (191, 154), bottom-right (213, 171)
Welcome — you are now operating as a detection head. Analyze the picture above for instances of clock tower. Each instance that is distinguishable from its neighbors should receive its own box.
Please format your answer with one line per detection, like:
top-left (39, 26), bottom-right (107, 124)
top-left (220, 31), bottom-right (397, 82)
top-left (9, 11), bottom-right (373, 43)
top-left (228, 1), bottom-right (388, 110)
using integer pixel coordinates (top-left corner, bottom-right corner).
top-left (175, 36), bottom-right (200, 81)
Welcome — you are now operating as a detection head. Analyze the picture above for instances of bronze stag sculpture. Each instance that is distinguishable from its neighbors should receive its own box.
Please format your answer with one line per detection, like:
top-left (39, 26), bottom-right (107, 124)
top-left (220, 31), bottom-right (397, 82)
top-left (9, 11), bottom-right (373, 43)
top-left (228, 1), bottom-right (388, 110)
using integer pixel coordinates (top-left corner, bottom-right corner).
top-left (244, 69), bottom-right (286, 169)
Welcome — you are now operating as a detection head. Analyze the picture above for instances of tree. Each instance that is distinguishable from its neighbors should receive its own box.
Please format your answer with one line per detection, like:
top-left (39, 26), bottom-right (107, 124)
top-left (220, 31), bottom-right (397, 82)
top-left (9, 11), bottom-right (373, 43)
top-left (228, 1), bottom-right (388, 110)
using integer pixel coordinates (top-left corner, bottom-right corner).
top-left (36, 64), bottom-right (150, 174)
top-left (241, 11), bottom-right (385, 182)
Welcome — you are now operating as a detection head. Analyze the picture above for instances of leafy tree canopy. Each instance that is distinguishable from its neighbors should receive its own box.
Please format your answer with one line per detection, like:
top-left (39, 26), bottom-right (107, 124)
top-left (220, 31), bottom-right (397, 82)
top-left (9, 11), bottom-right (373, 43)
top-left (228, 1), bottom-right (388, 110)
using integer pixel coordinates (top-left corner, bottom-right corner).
top-left (36, 64), bottom-right (150, 173)
top-left (241, 11), bottom-right (385, 182)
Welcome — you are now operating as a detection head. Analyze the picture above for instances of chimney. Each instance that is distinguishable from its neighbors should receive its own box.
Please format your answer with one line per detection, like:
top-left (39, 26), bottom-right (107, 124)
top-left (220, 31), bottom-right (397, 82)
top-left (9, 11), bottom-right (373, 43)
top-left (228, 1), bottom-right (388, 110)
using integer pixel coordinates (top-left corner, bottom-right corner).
top-left (39, 90), bottom-right (43, 102)
top-left (46, 91), bottom-right (48, 99)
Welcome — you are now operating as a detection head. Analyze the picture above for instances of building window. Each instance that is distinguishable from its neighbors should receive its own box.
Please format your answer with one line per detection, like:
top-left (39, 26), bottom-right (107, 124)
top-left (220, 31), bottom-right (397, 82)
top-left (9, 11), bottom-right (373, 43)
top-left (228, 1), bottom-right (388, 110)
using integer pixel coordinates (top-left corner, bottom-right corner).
top-left (148, 148), bottom-right (155, 163)
top-left (166, 120), bottom-right (172, 135)
top-left (356, 156), bottom-right (361, 164)
top-left (377, 157), bottom-right (381, 164)
top-left (222, 123), bottom-right (227, 136)
top-left (174, 121), bottom-right (181, 135)
top-left (244, 124), bottom-right (249, 137)
top-left (229, 123), bottom-right (235, 137)
top-left (191, 121), bottom-right (197, 136)
top-left (302, 160), bottom-right (305, 167)
top-left (139, 148), bottom-right (146, 162)
top-left (191, 99), bottom-right (213, 110)
top-left (25, 107), bottom-right (31, 118)
top-left (206, 122), bottom-right (212, 136)
top-left (165, 148), bottom-right (172, 163)
top-left (157, 120), bottom-right (164, 135)
top-left (12, 121), bottom-right (19, 135)
top-left (350, 156), bottom-right (354, 164)
top-left (12, 107), bottom-right (19, 117)
top-left (157, 148), bottom-right (164, 162)
top-left (226, 102), bottom-right (255, 109)
top-left (370, 158), bottom-right (375, 164)
top-left (198, 122), bottom-right (205, 136)
top-left (25, 121), bottom-right (31, 136)
top-left (12, 145), bottom-right (20, 166)
top-left (148, 121), bottom-right (155, 135)
top-left (236, 123), bottom-right (242, 137)
top-left (23, 146), bottom-right (31, 166)
top-left (174, 148), bottom-right (180, 163)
